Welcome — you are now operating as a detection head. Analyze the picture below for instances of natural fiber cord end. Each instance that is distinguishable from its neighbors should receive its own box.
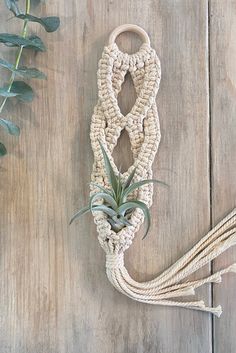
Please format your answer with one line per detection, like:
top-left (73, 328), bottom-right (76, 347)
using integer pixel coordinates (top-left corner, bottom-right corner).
top-left (213, 274), bottom-right (222, 284)
top-left (228, 263), bottom-right (236, 273)
top-left (179, 286), bottom-right (195, 297)
top-left (212, 305), bottom-right (223, 318)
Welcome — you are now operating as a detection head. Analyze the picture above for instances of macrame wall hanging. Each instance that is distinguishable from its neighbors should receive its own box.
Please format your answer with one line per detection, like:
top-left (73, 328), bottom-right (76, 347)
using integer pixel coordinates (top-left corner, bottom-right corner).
top-left (87, 24), bottom-right (236, 317)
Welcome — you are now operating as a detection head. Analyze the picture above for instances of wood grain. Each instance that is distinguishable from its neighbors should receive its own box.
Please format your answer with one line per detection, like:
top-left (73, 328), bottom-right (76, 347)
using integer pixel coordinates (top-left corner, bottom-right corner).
top-left (0, 0), bottom-right (234, 352)
top-left (210, 1), bottom-right (236, 352)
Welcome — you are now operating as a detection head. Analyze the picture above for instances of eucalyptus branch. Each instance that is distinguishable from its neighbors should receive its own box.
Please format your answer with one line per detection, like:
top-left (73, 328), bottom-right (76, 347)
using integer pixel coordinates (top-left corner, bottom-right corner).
top-left (0, 0), bottom-right (31, 116)
top-left (0, 0), bottom-right (60, 156)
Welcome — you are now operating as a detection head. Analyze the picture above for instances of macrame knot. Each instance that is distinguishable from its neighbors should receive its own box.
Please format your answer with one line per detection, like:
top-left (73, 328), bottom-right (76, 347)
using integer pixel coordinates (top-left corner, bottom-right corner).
top-left (106, 253), bottom-right (124, 269)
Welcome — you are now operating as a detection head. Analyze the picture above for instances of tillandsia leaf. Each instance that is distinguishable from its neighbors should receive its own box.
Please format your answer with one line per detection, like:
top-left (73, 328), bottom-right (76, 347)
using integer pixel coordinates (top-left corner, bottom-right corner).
top-left (115, 171), bottom-right (123, 204)
top-left (69, 206), bottom-right (90, 224)
top-left (110, 215), bottom-right (123, 227)
top-left (90, 182), bottom-right (112, 196)
top-left (118, 200), bottom-right (151, 239)
top-left (112, 214), bottom-right (132, 227)
top-left (0, 142), bottom-right (7, 156)
top-left (123, 167), bottom-right (137, 190)
top-left (0, 58), bottom-right (46, 79)
top-left (91, 205), bottom-right (117, 218)
top-left (4, 0), bottom-right (21, 16)
top-left (89, 192), bottom-right (117, 210)
top-left (0, 118), bottom-right (20, 136)
top-left (10, 81), bottom-right (34, 102)
top-left (0, 88), bottom-right (18, 97)
top-left (107, 218), bottom-right (125, 232)
top-left (0, 33), bottom-right (46, 51)
top-left (99, 141), bottom-right (118, 194)
top-left (16, 14), bottom-right (60, 33)
top-left (123, 179), bottom-right (168, 198)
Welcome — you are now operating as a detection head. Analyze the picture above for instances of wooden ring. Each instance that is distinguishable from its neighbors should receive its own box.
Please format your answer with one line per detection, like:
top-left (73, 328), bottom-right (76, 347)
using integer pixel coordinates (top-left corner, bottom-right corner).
top-left (108, 24), bottom-right (150, 46)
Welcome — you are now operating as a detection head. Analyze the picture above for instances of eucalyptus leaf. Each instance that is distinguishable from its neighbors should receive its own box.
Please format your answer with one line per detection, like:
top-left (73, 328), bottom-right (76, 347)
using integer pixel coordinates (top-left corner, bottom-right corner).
top-left (0, 142), bottom-right (7, 156)
top-left (0, 118), bottom-right (20, 136)
top-left (15, 66), bottom-right (46, 79)
top-left (26, 35), bottom-right (46, 51)
top-left (0, 87), bottom-right (18, 97)
top-left (0, 58), bottom-right (46, 79)
top-left (10, 81), bottom-right (34, 102)
top-left (0, 58), bottom-right (14, 70)
top-left (17, 14), bottom-right (60, 32)
top-left (4, 0), bottom-right (21, 16)
top-left (0, 33), bottom-right (46, 51)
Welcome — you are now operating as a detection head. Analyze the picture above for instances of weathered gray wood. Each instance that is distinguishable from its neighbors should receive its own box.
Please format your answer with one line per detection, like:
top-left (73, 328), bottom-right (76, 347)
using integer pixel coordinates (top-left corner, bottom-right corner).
top-left (0, 1), bottom-right (214, 352)
top-left (210, 1), bottom-right (236, 352)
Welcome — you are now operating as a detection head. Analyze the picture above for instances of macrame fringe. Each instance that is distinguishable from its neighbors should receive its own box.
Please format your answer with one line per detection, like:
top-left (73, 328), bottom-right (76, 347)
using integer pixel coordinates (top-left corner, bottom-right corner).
top-left (106, 208), bottom-right (236, 317)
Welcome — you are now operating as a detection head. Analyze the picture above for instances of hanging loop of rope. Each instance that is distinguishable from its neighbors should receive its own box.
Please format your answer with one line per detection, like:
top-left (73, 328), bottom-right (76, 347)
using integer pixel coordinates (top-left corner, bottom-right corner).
top-left (90, 24), bottom-right (236, 317)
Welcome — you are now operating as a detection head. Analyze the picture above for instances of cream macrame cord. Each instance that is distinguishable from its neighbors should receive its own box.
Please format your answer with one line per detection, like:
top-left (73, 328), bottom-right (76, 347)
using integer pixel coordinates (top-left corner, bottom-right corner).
top-left (89, 24), bottom-right (236, 317)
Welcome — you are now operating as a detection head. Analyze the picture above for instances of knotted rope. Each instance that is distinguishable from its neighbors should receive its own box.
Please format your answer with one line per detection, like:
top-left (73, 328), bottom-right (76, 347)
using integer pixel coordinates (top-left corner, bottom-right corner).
top-left (90, 24), bottom-right (236, 317)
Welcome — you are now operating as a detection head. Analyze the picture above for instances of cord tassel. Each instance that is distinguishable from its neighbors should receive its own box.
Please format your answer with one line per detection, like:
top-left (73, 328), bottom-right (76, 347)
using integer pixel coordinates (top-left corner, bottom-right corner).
top-left (105, 210), bottom-right (236, 317)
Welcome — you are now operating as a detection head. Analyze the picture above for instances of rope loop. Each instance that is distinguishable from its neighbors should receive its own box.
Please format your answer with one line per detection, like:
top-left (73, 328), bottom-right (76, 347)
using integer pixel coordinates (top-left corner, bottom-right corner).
top-left (108, 24), bottom-right (150, 46)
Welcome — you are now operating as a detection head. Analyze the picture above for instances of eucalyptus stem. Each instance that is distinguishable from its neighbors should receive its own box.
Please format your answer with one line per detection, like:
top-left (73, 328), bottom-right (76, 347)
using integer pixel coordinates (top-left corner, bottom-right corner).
top-left (0, 0), bottom-right (31, 115)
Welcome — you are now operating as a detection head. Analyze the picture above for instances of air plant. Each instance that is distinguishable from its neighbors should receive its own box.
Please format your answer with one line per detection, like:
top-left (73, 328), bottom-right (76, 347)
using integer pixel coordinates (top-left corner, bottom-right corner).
top-left (0, 0), bottom-right (60, 156)
top-left (70, 142), bottom-right (166, 239)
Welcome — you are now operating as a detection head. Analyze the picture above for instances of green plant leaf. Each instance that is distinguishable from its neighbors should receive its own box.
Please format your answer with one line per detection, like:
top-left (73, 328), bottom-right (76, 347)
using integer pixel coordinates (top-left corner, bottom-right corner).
top-left (89, 192), bottom-right (117, 210)
top-left (26, 35), bottom-right (46, 51)
top-left (69, 206), bottom-right (90, 224)
top-left (0, 87), bottom-right (18, 97)
top-left (0, 58), bottom-right (46, 79)
top-left (4, 0), bottom-right (21, 16)
top-left (0, 142), bottom-right (7, 156)
top-left (118, 200), bottom-right (151, 239)
top-left (0, 118), bottom-right (20, 135)
top-left (113, 214), bottom-right (132, 227)
top-left (90, 182), bottom-right (112, 195)
top-left (15, 66), bottom-right (46, 79)
top-left (0, 33), bottom-right (46, 51)
top-left (17, 14), bottom-right (60, 32)
top-left (107, 218), bottom-right (123, 232)
top-left (91, 205), bottom-right (117, 218)
top-left (0, 58), bottom-right (14, 70)
top-left (123, 179), bottom-right (168, 198)
top-left (10, 81), bottom-right (34, 102)
top-left (116, 172), bottom-right (123, 204)
top-left (99, 141), bottom-right (118, 194)
top-left (123, 167), bottom-right (137, 190)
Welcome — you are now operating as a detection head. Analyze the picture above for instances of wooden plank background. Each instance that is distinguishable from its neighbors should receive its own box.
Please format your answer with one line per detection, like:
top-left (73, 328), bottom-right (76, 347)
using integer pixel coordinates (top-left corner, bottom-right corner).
top-left (0, 0), bottom-right (235, 352)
